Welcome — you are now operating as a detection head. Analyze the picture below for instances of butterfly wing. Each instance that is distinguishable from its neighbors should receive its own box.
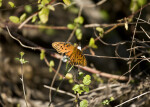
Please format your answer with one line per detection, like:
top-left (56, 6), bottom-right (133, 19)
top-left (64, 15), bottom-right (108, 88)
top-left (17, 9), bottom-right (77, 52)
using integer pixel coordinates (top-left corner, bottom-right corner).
top-left (69, 47), bottom-right (87, 66)
top-left (52, 42), bottom-right (74, 53)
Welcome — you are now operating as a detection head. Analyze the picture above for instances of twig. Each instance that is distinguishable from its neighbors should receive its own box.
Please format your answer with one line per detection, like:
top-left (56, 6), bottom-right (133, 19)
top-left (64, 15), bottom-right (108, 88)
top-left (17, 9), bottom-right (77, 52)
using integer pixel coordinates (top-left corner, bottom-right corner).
top-left (6, 26), bottom-right (42, 50)
top-left (44, 85), bottom-right (76, 98)
top-left (49, 57), bottom-right (63, 106)
top-left (115, 91), bottom-right (150, 107)
top-left (127, 7), bottom-right (142, 84)
top-left (78, 65), bottom-right (128, 81)
top-left (20, 64), bottom-right (29, 107)
top-left (140, 26), bottom-right (150, 39)
top-left (21, 24), bottom-right (69, 30)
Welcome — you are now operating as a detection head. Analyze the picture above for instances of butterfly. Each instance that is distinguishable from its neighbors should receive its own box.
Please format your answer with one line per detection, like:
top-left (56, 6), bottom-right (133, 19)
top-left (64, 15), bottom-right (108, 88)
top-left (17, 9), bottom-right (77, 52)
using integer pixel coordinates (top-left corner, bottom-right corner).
top-left (52, 42), bottom-right (87, 66)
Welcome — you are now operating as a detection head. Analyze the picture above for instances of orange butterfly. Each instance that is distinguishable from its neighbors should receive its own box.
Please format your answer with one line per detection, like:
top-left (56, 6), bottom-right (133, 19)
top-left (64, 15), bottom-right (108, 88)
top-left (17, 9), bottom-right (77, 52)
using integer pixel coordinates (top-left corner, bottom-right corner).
top-left (52, 42), bottom-right (87, 66)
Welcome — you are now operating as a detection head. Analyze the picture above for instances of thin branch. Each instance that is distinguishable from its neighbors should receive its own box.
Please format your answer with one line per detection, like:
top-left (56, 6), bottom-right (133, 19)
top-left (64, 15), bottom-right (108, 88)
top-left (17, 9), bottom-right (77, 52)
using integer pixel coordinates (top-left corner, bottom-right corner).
top-left (140, 26), bottom-right (150, 39)
top-left (20, 64), bottom-right (29, 107)
top-left (49, 56), bottom-right (63, 106)
top-left (44, 85), bottom-right (76, 98)
top-left (78, 65), bottom-right (128, 81)
top-left (21, 24), bottom-right (69, 30)
top-left (115, 91), bottom-right (150, 107)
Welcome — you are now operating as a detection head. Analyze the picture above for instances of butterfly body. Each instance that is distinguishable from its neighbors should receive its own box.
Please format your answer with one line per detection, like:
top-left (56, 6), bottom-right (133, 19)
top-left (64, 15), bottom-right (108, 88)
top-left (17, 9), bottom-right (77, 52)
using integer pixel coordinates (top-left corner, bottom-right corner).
top-left (52, 42), bottom-right (87, 66)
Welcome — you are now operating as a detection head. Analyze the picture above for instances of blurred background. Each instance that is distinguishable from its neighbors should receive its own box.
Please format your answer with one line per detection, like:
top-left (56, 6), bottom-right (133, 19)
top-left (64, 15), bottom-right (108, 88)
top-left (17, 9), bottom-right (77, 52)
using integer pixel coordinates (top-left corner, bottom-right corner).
top-left (0, 0), bottom-right (150, 107)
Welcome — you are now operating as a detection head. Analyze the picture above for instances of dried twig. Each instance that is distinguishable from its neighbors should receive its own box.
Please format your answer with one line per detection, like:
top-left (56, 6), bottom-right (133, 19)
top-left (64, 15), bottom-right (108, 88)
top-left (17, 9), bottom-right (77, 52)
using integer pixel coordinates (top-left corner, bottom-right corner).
top-left (115, 91), bottom-right (150, 107)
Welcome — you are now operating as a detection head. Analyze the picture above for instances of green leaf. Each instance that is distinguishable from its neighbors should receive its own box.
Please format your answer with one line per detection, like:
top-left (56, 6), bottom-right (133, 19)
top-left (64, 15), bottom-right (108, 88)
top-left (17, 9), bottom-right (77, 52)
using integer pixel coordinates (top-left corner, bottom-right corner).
top-left (63, 0), bottom-right (71, 6)
top-left (25, 5), bottom-right (32, 13)
top-left (76, 29), bottom-right (82, 40)
top-left (96, 27), bottom-right (104, 33)
top-left (96, 27), bottom-right (104, 38)
top-left (74, 16), bottom-right (84, 24)
top-left (49, 60), bottom-right (55, 67)
top-left (137, 0), bottom-right (147, 6)
top-left (110, 97), bottom-right (114, 101)
top-left (82, 86), bottom-right (89, 92)
top-left (32, 15), bottom-right (37, 23)
top-left (78, 72), bottom-right (84, 79)
top-left (20, 13), bottom-right (26, 22)
top-left (72, 84), bottom-right (80, 94)
top-left (9, 16), bottom-right (20, 24)
top-left (72, 84), bottom-right (83, 94)
top-left (8, 1), bottom-right (15, 8)
top-left (40, 49), bottom-right (45, 60)
top-left (89, 38), bottom-right (98, 49)
top-left (83, 75), bottom-right (91, 85)
top-left (20, 52), bottom-right (25, 57)
top-left (130, 0), bottom-right (138, 12)
top-left (69, 79), bottom-right (73, 83)
top-left (38, 7), bottom-right (50, 23)
top-left (79, 84), bottom-right (84, 87)
top-left (102, 99), bottom-right (109, 105)
top-left (80, 100), bottom-right (88, 107)
top-left (49, 67), bottom-right (53, 72)
top-left (0, 0), bottom-right (2, 7)
top-left (41, 0), bottom-right (49, 5)
top-left (67, 24), bottom-right (75, 29)
top-left (76, 28), bottom-right (81, 35)
top-left (76, 33), bottom-right (82, 40)
top-left (89, 37), bottom-right (95, 47)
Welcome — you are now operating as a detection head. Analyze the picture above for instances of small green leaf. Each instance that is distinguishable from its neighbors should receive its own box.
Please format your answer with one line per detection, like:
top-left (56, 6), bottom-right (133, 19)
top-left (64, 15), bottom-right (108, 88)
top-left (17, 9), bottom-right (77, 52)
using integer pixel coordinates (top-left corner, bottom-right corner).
top-left (20, 52), bottom-right (25, 57)
top-left (38, 0), bottom-right (41, 3)
top-left (69, 79), bottom-right (73, 83)
top-left (0, 0), bottom-right (2, 7)
top-left (32, 15), bottom-right (37, 23)
top-left (82, 86), bottom-right (89, 92)
top-left (8, 1), bottom-right (15, 8)
top-left (79, 84), bottom-right (84, 87)
top-left (83, 75), bottom-right (91, 85)
top-left (102, 99), bottom-right (109, 105)
top-left (25, 5), bottom-right (32, 13)
top-left (96, 27), bottom-right (104, 33)
top-left (76, 29), bottom-right (82, 40)
top-left (72, 84), bottom-right (80, 94)
top-left (38, 7), bottom-right (50, 23)
top-left (9, 16), bottom-right (20, 24)
top-left (74, 16), bottom-right (84, 24)
top-left (63, 0), bottom-right (71, 6)
top-left (41, 0), bottom-right (49, 5)
top-left (89, 38), bottom-right (98, 49)
top-left (80, 100), bottom-right (88, 107)
top-left (49, 67), bottom-right (52, 72)
top-left (78, 72), bottom-right (84, 79)
top-left (49, 60), bottom-right (55, 67)
top-left (20, 13), bottom-right (26, 22)
top-left (130, 0), bottom-right (138, 12)
top-left (89, 38), bottom-right (95, 47)
top-left (67, 24), bottom-right (75, 29)
top-left (40, 50), bottom-right (45, 60)
top-left (76, 33), bottom-right (82, 40)
top-left (137, 0), bottom-right (147, 6)
top-left (76, 28), bottom-right (81, 36)
top-left (110, 97), bottom-right (114, 101)
top-left (96, 27), bottom-right (104, 38)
